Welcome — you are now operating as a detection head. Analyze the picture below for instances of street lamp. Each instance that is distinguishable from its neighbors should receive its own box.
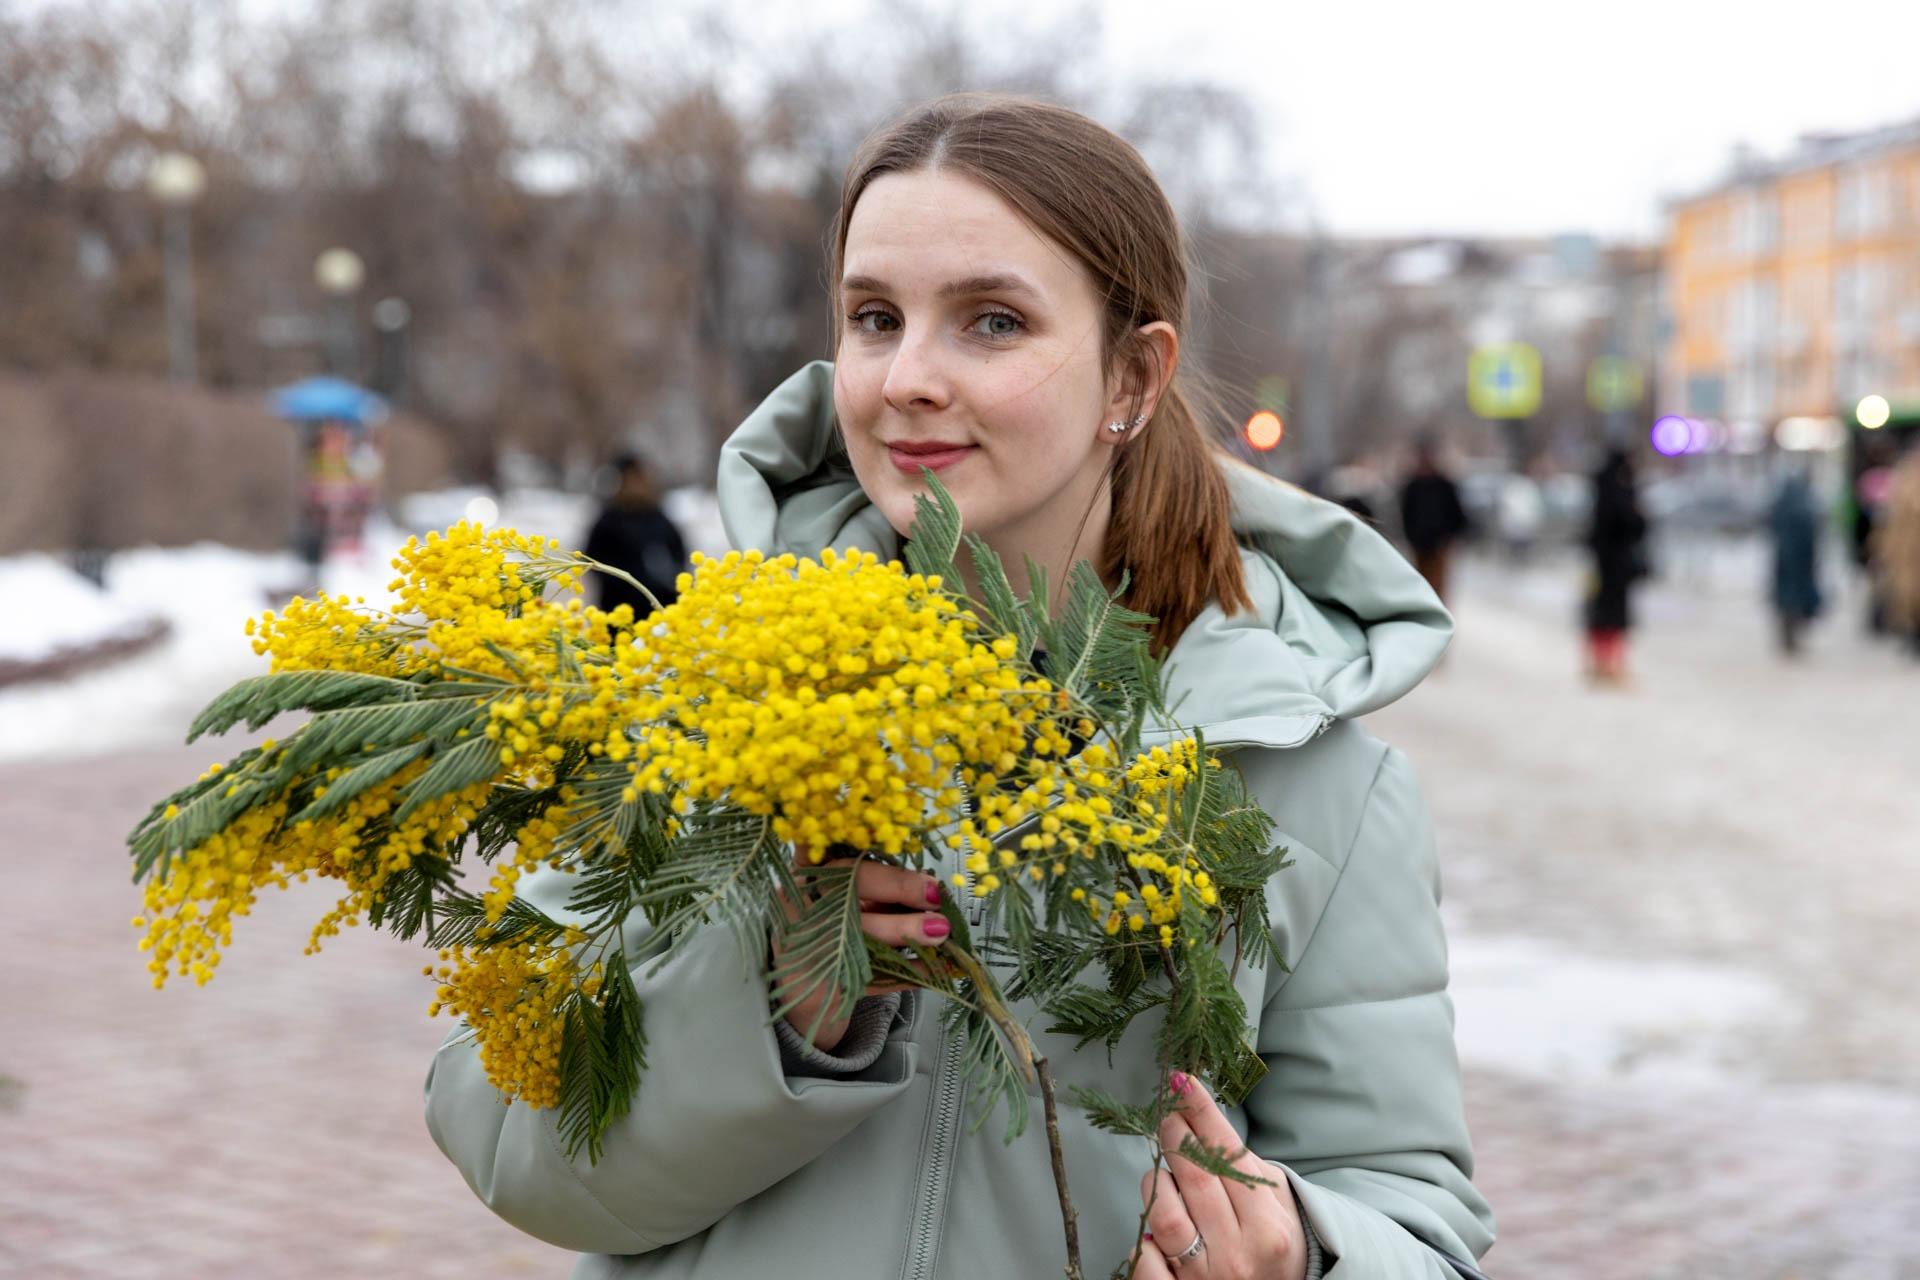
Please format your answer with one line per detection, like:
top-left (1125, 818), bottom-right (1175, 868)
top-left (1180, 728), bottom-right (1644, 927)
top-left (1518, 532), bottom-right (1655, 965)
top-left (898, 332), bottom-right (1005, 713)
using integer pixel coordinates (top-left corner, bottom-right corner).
top-left (314, 247), bottom-right (365, 375)
top-left (370, 296), bottom-right (411, 400)
top-left (146, 151), bottom-right (206, 383)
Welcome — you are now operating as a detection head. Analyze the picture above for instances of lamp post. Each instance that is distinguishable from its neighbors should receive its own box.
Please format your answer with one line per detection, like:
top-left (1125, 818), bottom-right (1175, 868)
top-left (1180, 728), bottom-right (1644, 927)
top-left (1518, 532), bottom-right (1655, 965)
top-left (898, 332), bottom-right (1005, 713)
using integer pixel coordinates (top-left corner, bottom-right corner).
top-left (314, 247), bottom-right (365, 376)
top-left (370, 295), bottom-right (411, 400)
top-left (146, 152), bottom-right (206, 383)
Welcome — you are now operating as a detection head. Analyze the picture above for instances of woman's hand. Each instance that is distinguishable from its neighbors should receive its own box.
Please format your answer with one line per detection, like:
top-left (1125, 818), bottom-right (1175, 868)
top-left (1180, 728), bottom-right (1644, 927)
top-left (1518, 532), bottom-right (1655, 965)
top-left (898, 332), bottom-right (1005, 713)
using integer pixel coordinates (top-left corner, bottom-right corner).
top-left (769, 847), bottom-right (950, 1052)
top-left (1130, 1074), bottom-right (1309, 1280)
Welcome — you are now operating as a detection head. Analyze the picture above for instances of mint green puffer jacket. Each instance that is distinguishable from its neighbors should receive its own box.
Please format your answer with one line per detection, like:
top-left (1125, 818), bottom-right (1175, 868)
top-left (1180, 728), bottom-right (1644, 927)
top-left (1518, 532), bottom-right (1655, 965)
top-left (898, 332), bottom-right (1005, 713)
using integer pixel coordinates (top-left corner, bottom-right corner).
top-left (425, 363), bottom-right (1496, 1278)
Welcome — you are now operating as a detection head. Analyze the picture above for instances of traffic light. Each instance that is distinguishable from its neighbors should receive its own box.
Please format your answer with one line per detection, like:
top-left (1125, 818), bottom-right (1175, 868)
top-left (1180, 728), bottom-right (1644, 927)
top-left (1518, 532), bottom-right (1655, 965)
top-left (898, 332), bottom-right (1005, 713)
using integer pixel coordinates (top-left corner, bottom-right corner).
top-left (1245, 410), bottom-right (1283, 451)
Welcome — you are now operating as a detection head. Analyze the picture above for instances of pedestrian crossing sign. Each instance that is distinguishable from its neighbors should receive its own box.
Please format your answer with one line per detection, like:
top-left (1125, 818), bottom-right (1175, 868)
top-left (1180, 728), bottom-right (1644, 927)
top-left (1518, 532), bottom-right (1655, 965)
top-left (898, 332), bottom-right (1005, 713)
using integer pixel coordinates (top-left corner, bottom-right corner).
top-left (1586, 356), bottom-right (1644, 413)
top-left (1468, 343), bottom-right (1542, 419)
top-left (1256, 375), bottom-right (1289, 413)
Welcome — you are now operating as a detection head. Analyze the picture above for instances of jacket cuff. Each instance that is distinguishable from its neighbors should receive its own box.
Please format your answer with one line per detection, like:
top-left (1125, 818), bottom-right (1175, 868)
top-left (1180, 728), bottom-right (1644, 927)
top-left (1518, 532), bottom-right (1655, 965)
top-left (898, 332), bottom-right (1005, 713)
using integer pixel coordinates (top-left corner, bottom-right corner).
top-left (1295, 1184), bottom-right (1328, 1279)
top-left (1279, 1166), bottom-right (1459, 1278)
top-left (773, 992), bottom-right (905, 1078)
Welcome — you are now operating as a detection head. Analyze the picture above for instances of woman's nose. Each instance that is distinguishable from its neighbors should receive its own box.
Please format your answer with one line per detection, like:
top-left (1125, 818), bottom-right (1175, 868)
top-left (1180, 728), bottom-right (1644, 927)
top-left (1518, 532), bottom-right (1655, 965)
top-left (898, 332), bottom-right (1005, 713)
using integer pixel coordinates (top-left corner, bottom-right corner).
top-left (881, 328), bottom-right (953, 414)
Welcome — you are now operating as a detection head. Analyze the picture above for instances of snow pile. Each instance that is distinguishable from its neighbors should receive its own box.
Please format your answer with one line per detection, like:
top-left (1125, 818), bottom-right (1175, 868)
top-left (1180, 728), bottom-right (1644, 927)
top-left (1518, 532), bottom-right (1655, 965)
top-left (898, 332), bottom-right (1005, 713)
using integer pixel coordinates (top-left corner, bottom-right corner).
top-left (1447, 930), bottom-right (1787, 1086)
top-left (0, 486), bottom-right (727, 763)
top-left (0, 542), bottom-right (312, 762)
top-left (0, 555), bottom-right (161, 664)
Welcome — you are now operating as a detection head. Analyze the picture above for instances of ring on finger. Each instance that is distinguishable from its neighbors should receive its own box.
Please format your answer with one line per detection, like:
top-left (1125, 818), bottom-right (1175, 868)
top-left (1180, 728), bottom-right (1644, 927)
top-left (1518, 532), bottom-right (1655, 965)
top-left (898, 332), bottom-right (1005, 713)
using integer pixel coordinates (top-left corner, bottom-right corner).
top-left (1162, 1229), bottom-right (1205, 1268)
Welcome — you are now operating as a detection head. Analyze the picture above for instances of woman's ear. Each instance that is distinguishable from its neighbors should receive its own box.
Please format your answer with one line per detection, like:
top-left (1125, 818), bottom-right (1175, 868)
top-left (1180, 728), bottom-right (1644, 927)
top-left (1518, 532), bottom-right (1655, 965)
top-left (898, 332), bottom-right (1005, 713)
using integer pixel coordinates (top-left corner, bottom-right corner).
top-left (1103, 321), bottom-right (1180, 443)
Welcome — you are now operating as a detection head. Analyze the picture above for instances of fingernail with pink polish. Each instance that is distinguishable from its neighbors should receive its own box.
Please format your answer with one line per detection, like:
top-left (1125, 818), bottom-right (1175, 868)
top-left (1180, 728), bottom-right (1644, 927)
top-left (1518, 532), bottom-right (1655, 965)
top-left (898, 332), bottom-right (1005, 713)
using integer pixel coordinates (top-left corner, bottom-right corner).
top-left (1169, 1071), bottom-right (1190, 1097)
top-left (926, 881), bottom-right (943, 906)
top-left (922, 916), bottom-right (951, 941)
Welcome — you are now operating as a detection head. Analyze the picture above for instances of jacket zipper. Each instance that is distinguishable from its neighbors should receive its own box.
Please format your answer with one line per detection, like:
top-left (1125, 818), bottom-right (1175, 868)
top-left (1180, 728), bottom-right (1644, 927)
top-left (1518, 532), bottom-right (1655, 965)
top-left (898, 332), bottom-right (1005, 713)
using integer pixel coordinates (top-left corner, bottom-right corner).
top-left (903, 1008), bottom-right (964, 1280)
top-left (905, 843), bottom-right (1007, 1279)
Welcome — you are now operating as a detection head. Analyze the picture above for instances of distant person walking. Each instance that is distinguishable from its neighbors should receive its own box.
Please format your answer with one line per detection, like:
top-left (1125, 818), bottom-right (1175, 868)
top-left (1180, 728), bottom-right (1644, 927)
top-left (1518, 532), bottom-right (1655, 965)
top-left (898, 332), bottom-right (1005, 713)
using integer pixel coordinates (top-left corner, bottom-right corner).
top-left (1584, 447), bottom-right (1647, 686)
top-left (1494, 469), bottom-right (1546, 563)
top-left (1397, 436), bottom-right (1471, 602)
top-left (1768, 468), bottom-right (1824, 657)
top-left (1874, 443), bottom-right (1920, 656)
top-left (1851, 438), bottom-right (1897, 633)
top-left (583, 452), bottom-right (688, 620)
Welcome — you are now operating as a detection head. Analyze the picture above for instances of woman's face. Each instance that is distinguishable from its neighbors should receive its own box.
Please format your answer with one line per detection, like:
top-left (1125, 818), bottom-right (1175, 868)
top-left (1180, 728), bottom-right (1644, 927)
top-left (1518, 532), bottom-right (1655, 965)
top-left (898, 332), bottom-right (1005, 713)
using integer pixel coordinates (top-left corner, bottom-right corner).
top-left (833, 169), bottom-right (1124, 549)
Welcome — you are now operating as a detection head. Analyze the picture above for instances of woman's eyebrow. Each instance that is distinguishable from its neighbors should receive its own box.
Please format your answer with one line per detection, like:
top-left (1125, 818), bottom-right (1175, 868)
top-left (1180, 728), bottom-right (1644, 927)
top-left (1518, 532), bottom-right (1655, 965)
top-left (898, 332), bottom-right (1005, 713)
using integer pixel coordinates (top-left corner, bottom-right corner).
top-left (841, 272), bottom-right (1040, 300)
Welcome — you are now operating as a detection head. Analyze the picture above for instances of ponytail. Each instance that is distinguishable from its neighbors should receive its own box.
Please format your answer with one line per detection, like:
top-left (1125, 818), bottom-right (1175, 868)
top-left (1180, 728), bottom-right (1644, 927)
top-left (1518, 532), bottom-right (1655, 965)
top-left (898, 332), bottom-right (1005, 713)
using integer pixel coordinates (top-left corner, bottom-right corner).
top-left (1103, 380), bottom-right (1250, 656)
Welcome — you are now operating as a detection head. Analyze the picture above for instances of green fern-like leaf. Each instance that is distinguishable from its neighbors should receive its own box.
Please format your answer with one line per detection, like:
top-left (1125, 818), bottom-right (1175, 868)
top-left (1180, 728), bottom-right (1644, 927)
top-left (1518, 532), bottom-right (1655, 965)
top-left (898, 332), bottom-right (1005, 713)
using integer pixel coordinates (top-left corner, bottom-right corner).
top-left (1170, 1134), bottom-right (1278, 1189)
top-left (426, 892), bottom-right (570, 950)
top-left (186, 669), bottom-right (425, 742)
top-left (956, 1002), bottom-right (1032, 1143)
top-left (395, 735), bottom-right (503, 822)
top-left (640, 811), bottom-right (790, 975)
top-left (1044, 983), bottom-right (1169, 1056)
top-left (555, 951), bottom-right (648, 1162)
top-left (1160, 938), bottom-right (1267, 1106)
top-left (469, 782), bottom-right (562, 865)
top-left (993, 931), bottom-right (1099, 1005)
top-left (554, 759), bottom-right (645, 862)
top-left (291, 740), bottom-right (434, 823)
top-left (962, 533), bottom-right (1038, 659)
top-left (1049, 562), bottom-right (1158, 724)
top-left (278, 696), bottom-right (486, 778)
top-left (126, 743), bottom-right (273, 878)
top-left (990, 874), bottom-right (1038, 957)
top-left (365, 853), bottom-right (461, 941)
top-left (903, 469), bottom-right (963, 584)
top-left (766, 860), bottom-right (870, 1047)
top-left (1068, 1085), bottom-right (1165, 1139)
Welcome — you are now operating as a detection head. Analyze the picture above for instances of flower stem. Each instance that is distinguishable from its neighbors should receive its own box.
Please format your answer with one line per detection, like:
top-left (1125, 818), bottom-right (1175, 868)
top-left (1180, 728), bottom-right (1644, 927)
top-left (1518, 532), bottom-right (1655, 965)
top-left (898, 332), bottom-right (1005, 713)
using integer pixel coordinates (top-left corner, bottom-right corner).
top-left (1034, 1054), bottom-right (1084, 1280)
top-left (573, 554), bottom-right (664, 614)
top-left (944, 947), bottom-right (1083, 1280)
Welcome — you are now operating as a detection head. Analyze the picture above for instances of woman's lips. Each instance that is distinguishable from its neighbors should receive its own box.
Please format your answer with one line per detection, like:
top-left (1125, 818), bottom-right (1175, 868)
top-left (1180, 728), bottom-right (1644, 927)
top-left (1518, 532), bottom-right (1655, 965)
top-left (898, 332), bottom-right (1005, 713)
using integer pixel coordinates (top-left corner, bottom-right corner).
top-left (886, 444), bottom-right (977, 474)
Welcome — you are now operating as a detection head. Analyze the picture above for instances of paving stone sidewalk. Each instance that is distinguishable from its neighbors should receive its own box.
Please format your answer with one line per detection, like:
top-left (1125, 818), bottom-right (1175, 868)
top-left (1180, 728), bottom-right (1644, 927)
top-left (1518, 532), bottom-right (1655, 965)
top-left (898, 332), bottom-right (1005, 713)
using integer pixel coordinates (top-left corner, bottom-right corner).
top-left (0, 745), bottom-right (574, 1280)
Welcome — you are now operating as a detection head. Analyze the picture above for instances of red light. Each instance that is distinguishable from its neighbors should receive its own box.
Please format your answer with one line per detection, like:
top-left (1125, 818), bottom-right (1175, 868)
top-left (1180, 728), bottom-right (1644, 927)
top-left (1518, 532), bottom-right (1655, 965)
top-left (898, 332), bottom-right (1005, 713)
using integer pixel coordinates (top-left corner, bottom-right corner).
top-left (1245, 411), bottom-right (1283, 451)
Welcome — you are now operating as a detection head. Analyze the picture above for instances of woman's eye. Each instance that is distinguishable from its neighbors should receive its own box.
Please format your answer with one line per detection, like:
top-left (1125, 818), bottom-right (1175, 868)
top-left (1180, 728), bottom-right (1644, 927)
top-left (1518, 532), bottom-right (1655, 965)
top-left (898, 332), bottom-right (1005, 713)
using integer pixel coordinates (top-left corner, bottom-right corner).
top-left (849, 308), bottom-right (900, 334)
top-left (971, 310), bottom-right (1024, 340)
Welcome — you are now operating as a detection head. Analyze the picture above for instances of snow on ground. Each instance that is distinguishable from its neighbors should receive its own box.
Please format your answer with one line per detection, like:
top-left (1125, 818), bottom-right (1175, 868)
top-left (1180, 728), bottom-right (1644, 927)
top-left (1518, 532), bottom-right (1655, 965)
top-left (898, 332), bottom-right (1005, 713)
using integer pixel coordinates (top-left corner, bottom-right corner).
top-left (0, 543), bottom-right (308, 763)
top-left (0, 487), bottom-right (728, 764)
top-left (1446, 926), bottom-right (1785, 1084)
top-left (0, 555), bottom-right (161, 664)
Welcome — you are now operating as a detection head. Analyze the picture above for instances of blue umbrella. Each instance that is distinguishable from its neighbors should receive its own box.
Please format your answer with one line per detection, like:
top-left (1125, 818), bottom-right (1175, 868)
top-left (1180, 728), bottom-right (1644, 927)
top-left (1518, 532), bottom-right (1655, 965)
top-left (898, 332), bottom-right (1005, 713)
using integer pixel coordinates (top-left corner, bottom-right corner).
top-left (269, 376), bottom-right (388, 425)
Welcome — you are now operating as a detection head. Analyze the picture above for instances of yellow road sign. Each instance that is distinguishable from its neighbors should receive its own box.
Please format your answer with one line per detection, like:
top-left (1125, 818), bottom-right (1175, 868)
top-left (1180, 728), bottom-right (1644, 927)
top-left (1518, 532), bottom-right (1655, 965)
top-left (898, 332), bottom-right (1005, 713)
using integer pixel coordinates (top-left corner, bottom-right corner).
top-left (1587, 356), bottom-right (1644, 413)
top-left (1255, 375), bottom-right (1289, 413)
top-left (1468, 344), bottom-right (1541, 419)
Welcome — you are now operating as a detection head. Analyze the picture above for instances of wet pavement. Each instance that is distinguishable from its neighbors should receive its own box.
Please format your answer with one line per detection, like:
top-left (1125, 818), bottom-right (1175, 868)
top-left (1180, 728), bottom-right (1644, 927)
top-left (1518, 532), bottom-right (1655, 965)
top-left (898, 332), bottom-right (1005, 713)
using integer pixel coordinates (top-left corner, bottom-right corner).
top-left (1370, 544), bottom-right (1920, 1279)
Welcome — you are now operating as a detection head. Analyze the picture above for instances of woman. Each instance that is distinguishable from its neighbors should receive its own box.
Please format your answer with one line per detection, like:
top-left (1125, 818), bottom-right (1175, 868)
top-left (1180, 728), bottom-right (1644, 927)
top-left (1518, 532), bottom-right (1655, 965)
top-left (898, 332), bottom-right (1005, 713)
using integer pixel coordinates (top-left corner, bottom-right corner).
top-left (426, 94), bottom-right (1494, 1280)
top-left (1583, 448), bottom-right (1647, 686)
top-left (1876, 442), bottom-right (1920, 655)
top-left (1768, 467), bottom-right (1823, 657)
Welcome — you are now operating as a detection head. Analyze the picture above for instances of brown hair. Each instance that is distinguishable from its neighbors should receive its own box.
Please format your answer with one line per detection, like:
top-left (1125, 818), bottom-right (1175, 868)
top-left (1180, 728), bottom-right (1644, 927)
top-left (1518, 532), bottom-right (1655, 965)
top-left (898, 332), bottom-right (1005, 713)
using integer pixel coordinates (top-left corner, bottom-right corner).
top-left (828, 93), bottom-right (1251, 654)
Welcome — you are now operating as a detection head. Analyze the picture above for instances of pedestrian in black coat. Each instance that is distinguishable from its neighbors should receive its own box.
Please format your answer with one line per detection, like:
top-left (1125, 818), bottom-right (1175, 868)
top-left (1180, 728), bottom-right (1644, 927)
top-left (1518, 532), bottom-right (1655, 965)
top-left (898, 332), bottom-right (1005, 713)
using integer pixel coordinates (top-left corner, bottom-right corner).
top-left (583, 453), bottom-right (688, 621)
top-left (1584, 448), bottom-right (1647, 685)
top-left (1398, 436), bottom-right (1471, 603)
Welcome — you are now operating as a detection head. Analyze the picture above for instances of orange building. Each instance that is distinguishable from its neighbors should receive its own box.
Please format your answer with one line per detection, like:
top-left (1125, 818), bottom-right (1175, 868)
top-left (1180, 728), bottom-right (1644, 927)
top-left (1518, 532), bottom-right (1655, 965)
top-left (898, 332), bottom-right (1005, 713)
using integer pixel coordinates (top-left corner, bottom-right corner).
top-left (1663, 121), bottom-right (1920, 428)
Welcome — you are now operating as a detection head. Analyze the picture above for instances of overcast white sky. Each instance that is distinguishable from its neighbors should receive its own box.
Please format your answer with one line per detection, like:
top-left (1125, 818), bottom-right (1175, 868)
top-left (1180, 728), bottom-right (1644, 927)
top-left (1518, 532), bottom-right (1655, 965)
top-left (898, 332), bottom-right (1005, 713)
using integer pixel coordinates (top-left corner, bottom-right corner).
top-left (1095, 0), bottom-right (1920, 241)
top-left (57, 0), bottom-right (1920, 243)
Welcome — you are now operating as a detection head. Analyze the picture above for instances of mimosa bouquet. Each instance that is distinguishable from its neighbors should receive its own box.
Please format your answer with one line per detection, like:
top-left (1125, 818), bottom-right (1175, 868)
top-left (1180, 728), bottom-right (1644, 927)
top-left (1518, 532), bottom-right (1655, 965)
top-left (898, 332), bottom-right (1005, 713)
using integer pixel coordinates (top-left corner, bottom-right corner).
top-left (127, 477), bottom-right (1292, 1279)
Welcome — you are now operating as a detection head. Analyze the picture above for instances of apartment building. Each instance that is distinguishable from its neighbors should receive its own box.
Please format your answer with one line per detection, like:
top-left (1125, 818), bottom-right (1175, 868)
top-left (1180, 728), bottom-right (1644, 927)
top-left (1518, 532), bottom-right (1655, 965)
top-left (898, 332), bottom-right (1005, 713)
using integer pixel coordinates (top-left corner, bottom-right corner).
top-left (1664, 119), bottom-right (1920, 426)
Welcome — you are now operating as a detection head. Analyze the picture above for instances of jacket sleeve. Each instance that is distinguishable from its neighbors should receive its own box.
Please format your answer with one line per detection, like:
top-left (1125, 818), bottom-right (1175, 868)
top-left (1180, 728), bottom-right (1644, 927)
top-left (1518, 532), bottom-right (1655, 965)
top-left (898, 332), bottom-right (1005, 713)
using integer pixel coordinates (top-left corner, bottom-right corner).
top-left (423, 867), bottom-right (919, 1256)
top-left (1246, 747), bottom-right (1495, 1278)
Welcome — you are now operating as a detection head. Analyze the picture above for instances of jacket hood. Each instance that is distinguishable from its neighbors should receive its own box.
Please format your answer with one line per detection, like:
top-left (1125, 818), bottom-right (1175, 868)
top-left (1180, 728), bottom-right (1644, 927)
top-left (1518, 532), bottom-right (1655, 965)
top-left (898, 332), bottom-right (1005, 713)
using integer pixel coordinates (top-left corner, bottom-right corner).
top-left (715, 362), bottom-right (1451, 749)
